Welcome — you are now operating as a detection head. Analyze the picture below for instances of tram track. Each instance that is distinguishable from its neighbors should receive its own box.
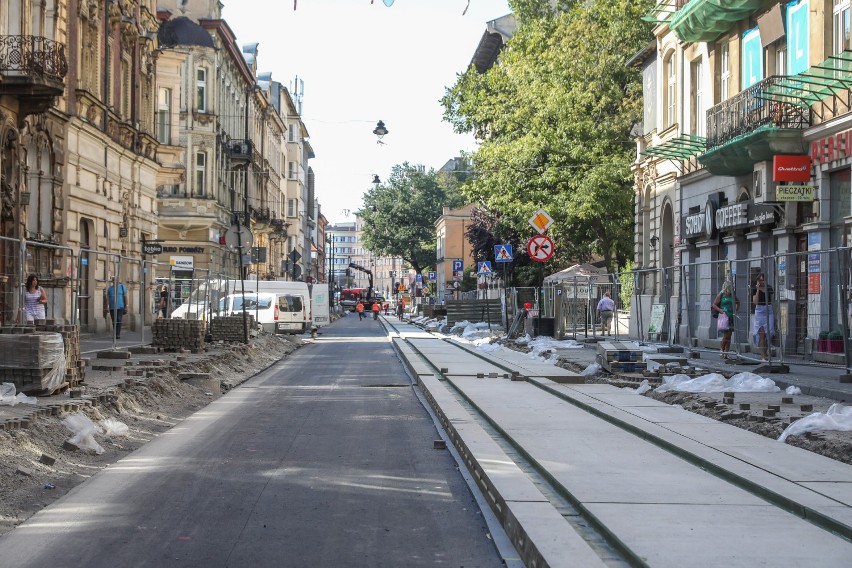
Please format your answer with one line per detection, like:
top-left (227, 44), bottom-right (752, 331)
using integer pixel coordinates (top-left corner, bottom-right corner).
top-left (385, 318), bottom-right (852, 568)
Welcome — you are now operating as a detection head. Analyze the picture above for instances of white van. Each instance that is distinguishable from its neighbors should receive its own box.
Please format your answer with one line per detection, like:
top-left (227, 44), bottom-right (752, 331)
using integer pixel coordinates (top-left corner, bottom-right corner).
top-left (172, 280), bottom-right (311, 326)
top-left (217, 293), bottom-right (277, 332)
top-left (274, 292), bottom-right (310, 334)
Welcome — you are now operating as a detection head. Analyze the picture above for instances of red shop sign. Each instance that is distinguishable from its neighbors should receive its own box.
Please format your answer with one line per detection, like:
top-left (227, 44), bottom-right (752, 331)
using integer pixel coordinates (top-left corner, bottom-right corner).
top-left (773, 155), bottom-right (811, 182)
top-left (811, 129), bottom-right (852, 166)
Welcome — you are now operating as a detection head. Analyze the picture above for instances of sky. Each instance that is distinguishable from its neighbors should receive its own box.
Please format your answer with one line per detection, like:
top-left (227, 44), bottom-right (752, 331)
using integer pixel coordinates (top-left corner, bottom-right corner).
top-left (221, 0), bottom-right (512, 226)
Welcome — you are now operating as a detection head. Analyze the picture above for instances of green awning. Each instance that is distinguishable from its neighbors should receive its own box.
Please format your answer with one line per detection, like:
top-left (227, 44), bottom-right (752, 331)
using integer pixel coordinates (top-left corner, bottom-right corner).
top-left (759, 51), bottom-right (852, 108)
top-left (641, 2), bottom-right (677, 24)
top-left (670, 0), bottom-right (766, 43)
top-left (640, 134), bottom-right (707, 160)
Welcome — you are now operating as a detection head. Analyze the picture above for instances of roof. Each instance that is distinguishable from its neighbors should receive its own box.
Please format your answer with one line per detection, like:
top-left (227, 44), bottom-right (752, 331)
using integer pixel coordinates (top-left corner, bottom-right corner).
top-left (543, 264), bottom-right (609, 285)
top-left (157, 16), bottom-right (215, 49)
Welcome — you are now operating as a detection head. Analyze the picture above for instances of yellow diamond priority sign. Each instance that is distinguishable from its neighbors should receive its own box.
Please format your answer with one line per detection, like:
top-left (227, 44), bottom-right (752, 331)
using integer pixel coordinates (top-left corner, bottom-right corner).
top-left (528, 208), bottom-right (554, 234)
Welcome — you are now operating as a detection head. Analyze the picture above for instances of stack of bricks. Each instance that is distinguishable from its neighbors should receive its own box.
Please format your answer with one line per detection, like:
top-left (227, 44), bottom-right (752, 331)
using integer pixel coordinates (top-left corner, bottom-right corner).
top-left (152, 319), bottom-right (206, 352)
top-left (0, 323), bottom-right (83, 394)
top-left (210, 314), bottom-right (256, 342)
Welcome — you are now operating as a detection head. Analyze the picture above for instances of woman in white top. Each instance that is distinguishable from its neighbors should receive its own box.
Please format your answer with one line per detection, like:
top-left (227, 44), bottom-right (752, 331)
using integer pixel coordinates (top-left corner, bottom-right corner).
top-left (24, 274), bottom-right (47, 323)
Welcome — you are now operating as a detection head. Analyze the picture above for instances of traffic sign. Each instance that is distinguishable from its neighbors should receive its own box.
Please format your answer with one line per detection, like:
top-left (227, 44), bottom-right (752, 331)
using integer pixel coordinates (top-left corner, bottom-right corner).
top-left (527, 235), bottom-right (554, 262)
top-left (415, 273), bottom-right (423, 283)
top-left (477, 261), bottom-right (493, 275)
top-left (427, 271), bottom-right (436, 282)
top-left (528, 209), bottom-right (554, 234)
top-left (225, 224), bottom-right (253, 250)
top-left (494, 244), bottom-right (513, 262)
top-left (452, 259), bottom-right (463, 272)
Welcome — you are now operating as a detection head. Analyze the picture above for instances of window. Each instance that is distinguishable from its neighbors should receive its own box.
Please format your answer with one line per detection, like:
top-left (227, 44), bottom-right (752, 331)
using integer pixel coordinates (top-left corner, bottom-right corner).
top-left (288, 199), bottom-right (297, 217)
top-left (835, 0), bottom-right (851, 55)
top-left (196, 68), bottom-right (207, 112)
top-left (665, 52), bottom-right (677, 128)
top-left (690, 59), bottom-right (703, 136)
top-left (774, 42), bottom-right (787, 76)
top-left (157, 88), bottom-right (171, 144)
top-left (289, 124), bottom-right (297, 143)
top-left (720, 42), bottom-right (730, 102)
top-left (288, 161), bottom-right (297, 180)
top-left (195, 152), bottom-right (206, 197)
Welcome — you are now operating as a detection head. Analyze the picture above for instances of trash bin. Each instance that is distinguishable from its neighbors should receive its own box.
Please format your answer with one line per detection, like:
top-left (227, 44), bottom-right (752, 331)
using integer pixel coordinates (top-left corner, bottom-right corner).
top-left (536, 317), bottom-right (555, 337)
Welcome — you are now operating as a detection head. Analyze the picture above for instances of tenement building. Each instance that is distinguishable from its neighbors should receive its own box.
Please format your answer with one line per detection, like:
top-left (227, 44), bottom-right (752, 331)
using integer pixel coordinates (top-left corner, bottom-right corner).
top-left (633, 0), bottom-right (851, 359)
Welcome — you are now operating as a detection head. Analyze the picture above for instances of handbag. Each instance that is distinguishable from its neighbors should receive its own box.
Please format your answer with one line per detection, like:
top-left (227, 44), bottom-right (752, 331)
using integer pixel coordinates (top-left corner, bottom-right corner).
top-left (717, 312), bottom-right (729, 331)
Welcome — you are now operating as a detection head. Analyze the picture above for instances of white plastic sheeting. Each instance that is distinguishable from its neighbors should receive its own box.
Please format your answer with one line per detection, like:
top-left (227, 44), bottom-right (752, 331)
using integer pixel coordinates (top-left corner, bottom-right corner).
top-left (0, 382), bottom-right (37, 406)
top-left (654, 372), bottom-right (781, 393)
top-left (778, 404), bottom-right (852, 442)
top-left (62, 413), bottom-right (130, 455)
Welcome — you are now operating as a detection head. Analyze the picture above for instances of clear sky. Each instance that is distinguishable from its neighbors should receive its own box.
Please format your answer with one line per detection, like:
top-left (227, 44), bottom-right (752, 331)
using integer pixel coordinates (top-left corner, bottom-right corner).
top-left (221, 0), bottom-right (512, 225)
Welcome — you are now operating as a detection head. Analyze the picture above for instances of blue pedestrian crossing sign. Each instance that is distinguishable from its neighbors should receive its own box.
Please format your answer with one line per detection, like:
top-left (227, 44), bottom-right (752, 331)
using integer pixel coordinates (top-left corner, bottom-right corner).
top-left (427, 271), bottom-right (436, 282)
top-left (494, 244), bottom-right (513, 262)
top-left (477, 261), bottom-right (493, 275)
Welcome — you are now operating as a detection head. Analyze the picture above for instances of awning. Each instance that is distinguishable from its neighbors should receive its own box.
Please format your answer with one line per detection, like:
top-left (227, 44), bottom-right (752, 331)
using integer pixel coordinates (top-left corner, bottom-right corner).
top-left (670, 0), bottom-right (766, 43)
top-left (640, 134), bottom-right (707, 160)
top-left (758, 50), bottom-right (852, 108)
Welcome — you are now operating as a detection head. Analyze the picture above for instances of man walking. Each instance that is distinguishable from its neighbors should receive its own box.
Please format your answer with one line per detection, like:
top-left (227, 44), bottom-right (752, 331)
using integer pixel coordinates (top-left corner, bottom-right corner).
top-left (106, 280), bottom-right (129, 339)
top-left (356, 300), bottom-right (365, 321)
top-left (596, 291), bottom-right (615, 336)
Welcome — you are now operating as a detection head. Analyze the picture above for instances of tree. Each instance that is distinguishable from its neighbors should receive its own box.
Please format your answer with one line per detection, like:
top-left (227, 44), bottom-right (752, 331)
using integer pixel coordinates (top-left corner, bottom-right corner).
top-left (360, 163), bottom-right (464, 274)
top-left (441, 0), bottom-right (653, 272)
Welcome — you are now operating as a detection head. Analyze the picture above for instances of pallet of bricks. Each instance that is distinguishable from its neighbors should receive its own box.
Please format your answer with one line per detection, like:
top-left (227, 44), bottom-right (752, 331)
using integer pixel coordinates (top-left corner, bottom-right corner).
top-left (0, 324), bottom-right (83, 395)
top-left (152, 319), bottom-right (206, 352)
top-left (210, 314), bottom-right (256, 342)
top-left (596, 341), bottom-right (646, 374)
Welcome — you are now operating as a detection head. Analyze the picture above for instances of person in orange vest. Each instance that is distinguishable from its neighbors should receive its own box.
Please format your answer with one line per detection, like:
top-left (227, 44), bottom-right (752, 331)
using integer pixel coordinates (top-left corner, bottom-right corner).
top-left (356, 300), bottom-right (365, 321)
top-left (371, 301), bottom-right (381, 320)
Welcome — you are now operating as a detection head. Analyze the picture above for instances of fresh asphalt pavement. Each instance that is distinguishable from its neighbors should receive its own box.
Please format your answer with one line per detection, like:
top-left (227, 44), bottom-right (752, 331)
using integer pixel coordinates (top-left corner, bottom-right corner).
top-left (0, 314), bottom-right (504, 567)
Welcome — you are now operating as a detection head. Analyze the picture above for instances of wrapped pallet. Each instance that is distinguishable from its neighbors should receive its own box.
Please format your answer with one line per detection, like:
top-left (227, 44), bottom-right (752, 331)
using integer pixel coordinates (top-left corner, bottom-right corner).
top-left (0, 332), bottom-right (67, 394)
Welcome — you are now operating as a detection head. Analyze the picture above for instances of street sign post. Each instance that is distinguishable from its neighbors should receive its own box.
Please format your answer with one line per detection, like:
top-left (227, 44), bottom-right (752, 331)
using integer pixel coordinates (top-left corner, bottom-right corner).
top-left (494, 244), bottom-right (513, 262)
top-left (528, 209), bottom-right (554, 234)
top-left (477, 261), bottom-right (493, 275)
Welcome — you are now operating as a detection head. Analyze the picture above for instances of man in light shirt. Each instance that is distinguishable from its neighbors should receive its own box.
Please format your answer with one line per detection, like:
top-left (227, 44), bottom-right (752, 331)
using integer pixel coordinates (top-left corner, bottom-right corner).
top-left (596, 292), bottom-right (615, 336)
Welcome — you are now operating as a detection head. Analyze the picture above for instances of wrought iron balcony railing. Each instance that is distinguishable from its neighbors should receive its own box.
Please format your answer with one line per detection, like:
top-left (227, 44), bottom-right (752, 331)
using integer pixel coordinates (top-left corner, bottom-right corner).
top-left (705, 75), bottom-right (810, 149)
top-left (0, 35), bottom-right (67, 83)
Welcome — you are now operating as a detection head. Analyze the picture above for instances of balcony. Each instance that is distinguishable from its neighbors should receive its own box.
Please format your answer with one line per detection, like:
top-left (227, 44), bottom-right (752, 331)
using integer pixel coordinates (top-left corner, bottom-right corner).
top-left (0, 35), bottom-right (67, 114)
top-left (227, 139), bottom-right (253, 164)
top-left (670, 0), bottom-right (766, 43)
top-left (699, 76), bottom-right (809, 176)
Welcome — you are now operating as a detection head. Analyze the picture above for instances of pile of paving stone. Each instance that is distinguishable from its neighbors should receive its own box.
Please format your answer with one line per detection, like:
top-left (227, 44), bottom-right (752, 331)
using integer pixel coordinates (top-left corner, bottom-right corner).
top-left (151, 319), bottom-right (206, 352)
top-left (210, 314), bottom-right (256, 342)
top-left (0, 323), bottom-right (84, 394)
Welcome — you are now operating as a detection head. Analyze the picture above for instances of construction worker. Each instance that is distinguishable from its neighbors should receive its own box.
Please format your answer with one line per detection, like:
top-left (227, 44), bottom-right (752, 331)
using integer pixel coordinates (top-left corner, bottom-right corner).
top-left (371, 301), bottom-right (381, 320)
top-left (356, 300), bottom-right (365, 321)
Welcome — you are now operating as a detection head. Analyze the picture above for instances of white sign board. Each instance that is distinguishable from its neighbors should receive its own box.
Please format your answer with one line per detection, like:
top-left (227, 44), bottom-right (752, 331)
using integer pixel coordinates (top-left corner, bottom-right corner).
top-left (170, 256), bottom-right (194, 270)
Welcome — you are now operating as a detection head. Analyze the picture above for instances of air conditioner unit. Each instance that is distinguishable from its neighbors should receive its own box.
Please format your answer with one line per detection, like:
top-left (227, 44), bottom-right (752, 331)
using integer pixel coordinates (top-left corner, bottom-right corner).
top-left (752, 161), bottom-right (777, 204)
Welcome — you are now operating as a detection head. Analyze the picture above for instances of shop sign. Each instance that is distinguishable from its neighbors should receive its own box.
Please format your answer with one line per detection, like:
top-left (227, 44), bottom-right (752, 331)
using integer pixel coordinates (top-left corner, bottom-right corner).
top-left (748, 203), bottom-right (777, 227)
top-left (772, 155), bottom-right (811, 182)
top-left (811, 129), bottom-right (852, 166)
top-left (170, 256), bottom-right (194, 270)
top-left (774, 184), bottom-right (815, 201)
top-left (714, 202), bottom-right (748, 231)
top-left (682, 198), bottom-right (716, 240)
top-left (162, 246), bottom-right (205, 254)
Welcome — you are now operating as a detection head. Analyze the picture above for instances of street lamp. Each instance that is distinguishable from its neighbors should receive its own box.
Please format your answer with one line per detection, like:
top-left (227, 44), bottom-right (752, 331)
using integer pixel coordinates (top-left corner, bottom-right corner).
top-left (373, 120), bottom-right (388, 143)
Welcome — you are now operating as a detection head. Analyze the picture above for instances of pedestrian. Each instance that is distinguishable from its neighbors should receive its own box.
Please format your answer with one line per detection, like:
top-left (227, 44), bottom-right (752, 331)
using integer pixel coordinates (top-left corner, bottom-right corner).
top-left (751, 273), bottom-right (774, 361)
top-left (106, 280), bottom-right (129, 339)
top-left (713, 280), bottom-right (739, 359)
top-left (383, 301), bottom-right (390, 315)
top-left (23, 274), bottom-right (48, 323)
top-left (396, 300), bottom-right (404, 319)
top-left (596, 292), bottom-right (615, 336)
top-left (356, 300), bottom-right (365, 321)
top-left (371, 302), bottom-right (381, 320)
top-left (159, 284), bottom-right (170, 319)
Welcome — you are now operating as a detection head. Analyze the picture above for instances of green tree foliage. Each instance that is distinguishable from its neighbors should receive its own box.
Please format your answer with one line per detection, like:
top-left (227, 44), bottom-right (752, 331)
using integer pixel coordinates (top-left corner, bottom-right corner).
top-left (360, 163), bottom-right (464, 274)
top-left (441, 0), bottom-right (653, 272)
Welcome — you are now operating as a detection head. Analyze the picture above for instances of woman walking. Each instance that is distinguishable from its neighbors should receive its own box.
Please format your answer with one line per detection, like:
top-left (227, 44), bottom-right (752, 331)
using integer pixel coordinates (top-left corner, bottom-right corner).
top-left (751, 273), bottom-right (774, 361)
top-left (24, 274), bottom-right (47, 323)
top-left (713, 280), bottom-right (739, 359)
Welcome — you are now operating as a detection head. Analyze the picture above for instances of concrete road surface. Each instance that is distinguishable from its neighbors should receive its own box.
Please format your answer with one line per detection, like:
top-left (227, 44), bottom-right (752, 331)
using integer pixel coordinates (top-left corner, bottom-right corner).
top-left (0, 315), bottom-right (503, 567)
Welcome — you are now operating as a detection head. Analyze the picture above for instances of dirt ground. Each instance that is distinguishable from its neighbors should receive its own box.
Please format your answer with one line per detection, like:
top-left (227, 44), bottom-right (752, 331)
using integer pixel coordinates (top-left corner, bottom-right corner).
top-left (0, 333), bottom-right (304, 536)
